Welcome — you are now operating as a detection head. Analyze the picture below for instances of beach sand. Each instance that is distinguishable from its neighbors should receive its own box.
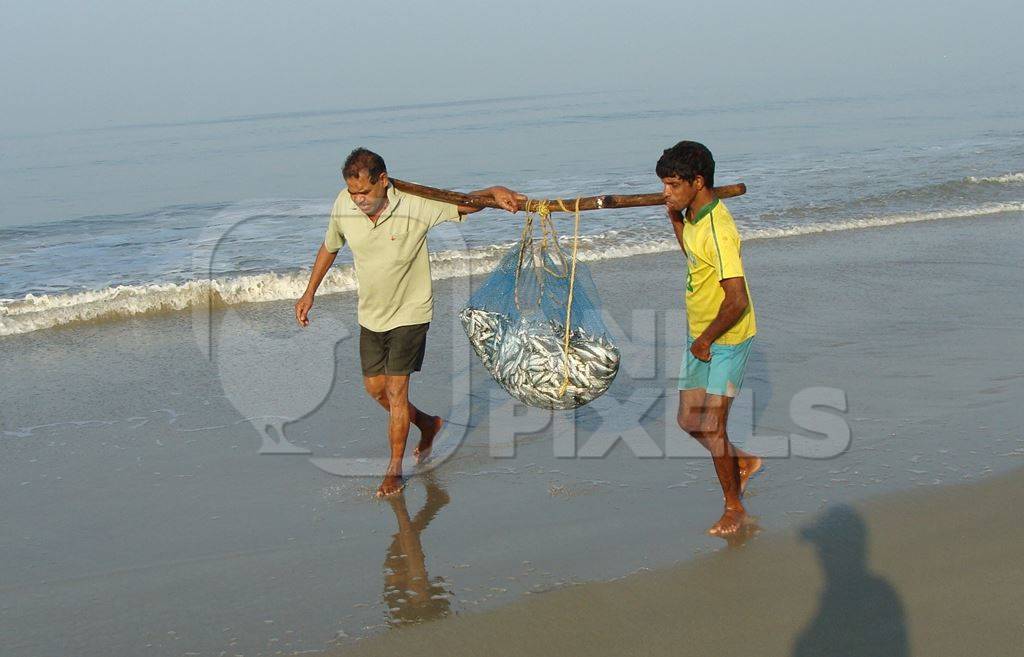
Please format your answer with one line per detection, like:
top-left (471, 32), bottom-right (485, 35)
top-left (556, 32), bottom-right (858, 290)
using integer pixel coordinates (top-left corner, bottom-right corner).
top-left (339, 465), bottom-right (1024, 657)
top-left (2, 211), bottom-right (1022, 655)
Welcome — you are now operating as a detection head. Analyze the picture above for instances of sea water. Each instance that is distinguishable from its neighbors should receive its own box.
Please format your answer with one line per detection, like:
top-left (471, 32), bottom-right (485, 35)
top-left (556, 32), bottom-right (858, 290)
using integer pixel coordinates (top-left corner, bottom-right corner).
top-left (2, 84), bottom-right (1022, 336)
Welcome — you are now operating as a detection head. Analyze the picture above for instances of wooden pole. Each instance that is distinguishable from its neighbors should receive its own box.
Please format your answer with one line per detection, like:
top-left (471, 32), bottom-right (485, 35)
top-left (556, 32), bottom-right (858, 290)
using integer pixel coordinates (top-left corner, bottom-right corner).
top-left (389, 177), bottom-right (746, 214)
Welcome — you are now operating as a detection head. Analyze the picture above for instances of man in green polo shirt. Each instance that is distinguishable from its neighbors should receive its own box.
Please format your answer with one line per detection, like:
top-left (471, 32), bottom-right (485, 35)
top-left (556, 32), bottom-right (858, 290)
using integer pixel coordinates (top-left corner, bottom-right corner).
top-left (295, 148), bottom-right (523, 497)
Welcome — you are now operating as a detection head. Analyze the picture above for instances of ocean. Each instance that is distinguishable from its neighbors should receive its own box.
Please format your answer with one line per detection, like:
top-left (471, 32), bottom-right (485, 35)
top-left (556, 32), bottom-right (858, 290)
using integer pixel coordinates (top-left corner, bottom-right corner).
top-left (2, 84), bottom-right (1022, 336)
top-left (3, 84), bottom-right (1024, 655)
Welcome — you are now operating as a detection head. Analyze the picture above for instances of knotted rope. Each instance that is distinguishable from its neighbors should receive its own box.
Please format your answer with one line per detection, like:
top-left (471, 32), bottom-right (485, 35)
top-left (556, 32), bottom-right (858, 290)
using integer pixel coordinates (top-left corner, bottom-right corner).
top-left (511, 197), bottom-right (583, 399)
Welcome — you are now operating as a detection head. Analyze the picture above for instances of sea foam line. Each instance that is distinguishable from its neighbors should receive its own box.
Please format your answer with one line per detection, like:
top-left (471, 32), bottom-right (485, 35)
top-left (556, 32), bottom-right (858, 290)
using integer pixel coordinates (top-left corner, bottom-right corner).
top-left (2, 202), bottom-right (1022, 337)
top-left (966, 172), bottom-right (1024, 184)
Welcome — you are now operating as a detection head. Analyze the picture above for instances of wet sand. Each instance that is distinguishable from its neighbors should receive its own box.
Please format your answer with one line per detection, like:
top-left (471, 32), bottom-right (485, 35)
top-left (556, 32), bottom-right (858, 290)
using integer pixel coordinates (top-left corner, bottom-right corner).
top-left (2, 211), bottom-right (1023, 655)
top-left (340, 465), bottom-right (1024, 657)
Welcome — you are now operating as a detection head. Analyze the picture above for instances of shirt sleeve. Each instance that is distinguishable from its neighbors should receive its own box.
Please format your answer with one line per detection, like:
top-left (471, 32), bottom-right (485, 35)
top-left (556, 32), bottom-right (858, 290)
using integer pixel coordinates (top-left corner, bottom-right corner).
top-left (708, 221), bottom-right (745, 280)
top-left (425, 197), bottom-right (464, 228)
top-left (324, 210), bottom-right (346, 253)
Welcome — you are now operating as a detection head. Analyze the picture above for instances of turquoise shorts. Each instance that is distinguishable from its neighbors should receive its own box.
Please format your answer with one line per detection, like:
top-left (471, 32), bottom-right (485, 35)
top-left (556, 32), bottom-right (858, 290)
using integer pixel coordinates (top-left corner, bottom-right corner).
top-left (678, 336), bottom-right (754, 397)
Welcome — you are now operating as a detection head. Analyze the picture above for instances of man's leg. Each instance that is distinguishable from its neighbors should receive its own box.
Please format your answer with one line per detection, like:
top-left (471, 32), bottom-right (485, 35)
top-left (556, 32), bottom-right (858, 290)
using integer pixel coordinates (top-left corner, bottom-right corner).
top-left (677, 389), bottom-right (762, 494)
top-left (678, 387), bottom-right (711, 449)
top-left (411, 473), bottom-right (451, 532)
top-left (363, 374), bottom-right (436, 428)
top-left (375, 374), bottom-right (412, 497)
top-left (363, 375), bottom-right (444, 467)
top-left (699, 393), bottom-right (747, 536)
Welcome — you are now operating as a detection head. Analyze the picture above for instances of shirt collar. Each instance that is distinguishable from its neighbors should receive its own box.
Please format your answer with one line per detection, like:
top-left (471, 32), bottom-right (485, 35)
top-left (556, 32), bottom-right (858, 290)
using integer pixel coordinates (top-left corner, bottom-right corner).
top-left (687, 198), bottom-right (719, 224)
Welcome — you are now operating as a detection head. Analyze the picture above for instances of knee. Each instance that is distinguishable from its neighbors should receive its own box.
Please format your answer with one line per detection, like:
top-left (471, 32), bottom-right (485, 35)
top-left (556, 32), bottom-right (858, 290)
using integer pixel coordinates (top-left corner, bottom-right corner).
top-left (700, 417), bottom-right (724, 439)
top-left (384, 380), bottom-right (408, 405)
top-left (677, 413), bottom-right (702, 437)
top-left (364, 380), bottom-right (388, 405)
top-left (701, 427), bottom-right (728, 455)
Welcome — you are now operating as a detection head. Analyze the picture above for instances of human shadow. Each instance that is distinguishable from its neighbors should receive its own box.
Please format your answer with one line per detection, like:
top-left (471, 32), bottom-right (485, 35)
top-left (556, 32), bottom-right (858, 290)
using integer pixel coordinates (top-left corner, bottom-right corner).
top-left (793, 505), bottom-right (908, 657)
top-left (381, 473), bottom-right (453, 627)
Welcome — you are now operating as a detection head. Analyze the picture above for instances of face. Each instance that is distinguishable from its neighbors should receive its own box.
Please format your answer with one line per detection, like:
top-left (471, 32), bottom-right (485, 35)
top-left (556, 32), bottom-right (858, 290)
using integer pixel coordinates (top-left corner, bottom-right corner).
top-left (661, 175), bottom-right (703, 212)
top-left (346, 170), bottom-right (389, 216)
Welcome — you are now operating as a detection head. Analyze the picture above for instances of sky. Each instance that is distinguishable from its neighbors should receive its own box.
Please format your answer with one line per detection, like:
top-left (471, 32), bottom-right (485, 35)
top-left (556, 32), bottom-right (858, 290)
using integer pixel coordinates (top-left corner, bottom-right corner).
top-left (1, 0), bottom-right (1021, 135)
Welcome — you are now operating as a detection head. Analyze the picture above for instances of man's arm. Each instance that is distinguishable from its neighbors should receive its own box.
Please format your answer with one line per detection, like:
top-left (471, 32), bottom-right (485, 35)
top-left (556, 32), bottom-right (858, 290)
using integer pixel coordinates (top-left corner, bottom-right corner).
top-left (457, 186), bottom-right (525, 215)
top-left (668, 208), bottom-right (686, 254)
top-left (294, 242), bottom-right (338, 327)
top-left (690, 277), bottom-right (749, 361)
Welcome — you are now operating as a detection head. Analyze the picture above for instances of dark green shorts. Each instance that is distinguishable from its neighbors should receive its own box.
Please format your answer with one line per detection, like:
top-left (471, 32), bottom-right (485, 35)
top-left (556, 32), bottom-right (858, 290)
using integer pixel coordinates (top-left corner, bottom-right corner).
top-left (359, 322), bottom-right (430, 376)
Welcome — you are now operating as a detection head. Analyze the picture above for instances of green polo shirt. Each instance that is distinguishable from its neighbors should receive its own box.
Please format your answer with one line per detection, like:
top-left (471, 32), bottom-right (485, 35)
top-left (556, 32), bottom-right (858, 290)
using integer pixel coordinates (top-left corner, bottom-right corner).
top-left (323, 183), bottom-right (463, 332)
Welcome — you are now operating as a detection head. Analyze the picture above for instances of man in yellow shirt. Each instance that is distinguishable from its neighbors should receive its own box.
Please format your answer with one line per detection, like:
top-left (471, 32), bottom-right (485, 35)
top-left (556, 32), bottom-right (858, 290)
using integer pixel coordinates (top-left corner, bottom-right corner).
top-left (295, 148), bottom-right (523, 497)
top-left (659, 141), bottom-right (762, 536)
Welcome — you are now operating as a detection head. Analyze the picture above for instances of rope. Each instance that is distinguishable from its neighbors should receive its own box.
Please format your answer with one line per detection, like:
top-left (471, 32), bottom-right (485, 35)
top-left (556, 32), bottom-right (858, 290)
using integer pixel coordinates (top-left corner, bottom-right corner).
top-left (557, 198), bottom-right (582, 398)
top-left (513, 206), bottom-right (535, 312)
top-left (511, 196), bottom-right (584, 400)
top-left (514, 198), bottom-right (565, 310)
top-left (535, 200), bottom-right (569, 278)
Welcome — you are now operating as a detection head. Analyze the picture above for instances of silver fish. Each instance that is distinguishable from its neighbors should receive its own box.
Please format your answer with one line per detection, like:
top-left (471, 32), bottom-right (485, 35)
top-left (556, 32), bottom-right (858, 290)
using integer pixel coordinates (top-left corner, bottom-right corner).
top-left (460, 307), bottom-right (620, 410)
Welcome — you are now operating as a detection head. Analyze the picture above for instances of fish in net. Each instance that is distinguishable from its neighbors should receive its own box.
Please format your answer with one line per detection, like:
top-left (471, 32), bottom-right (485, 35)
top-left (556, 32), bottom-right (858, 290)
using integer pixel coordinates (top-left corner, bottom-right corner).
top-left (460, 200), bottom-right (620, 410)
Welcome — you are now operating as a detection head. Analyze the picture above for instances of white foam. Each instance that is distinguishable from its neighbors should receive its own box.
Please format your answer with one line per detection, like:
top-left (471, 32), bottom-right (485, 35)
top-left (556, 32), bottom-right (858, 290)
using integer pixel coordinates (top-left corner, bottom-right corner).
top-left (742, 202), bottom-right (1024, 240)
top-left (1, 269), bottom-right (354, 336)
top-left (2, 202), bottom-right (1022, 337)
top-left (966, 172), bottom-right (1024, 184)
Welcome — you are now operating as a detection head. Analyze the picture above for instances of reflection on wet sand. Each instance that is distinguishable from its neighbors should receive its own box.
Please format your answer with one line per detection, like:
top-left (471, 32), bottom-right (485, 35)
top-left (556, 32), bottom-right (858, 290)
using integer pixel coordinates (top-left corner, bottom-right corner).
top-left (382, 474), bottom-right (453, 627)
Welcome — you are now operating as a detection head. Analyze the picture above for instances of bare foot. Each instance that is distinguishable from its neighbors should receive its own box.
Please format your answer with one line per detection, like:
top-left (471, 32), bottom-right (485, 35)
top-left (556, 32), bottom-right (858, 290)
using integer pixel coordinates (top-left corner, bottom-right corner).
top-left (414, 416), bottom-right (444, 465)
top-left (719, 517), bottom-right (762, 548)
top-left (708, 507), bottom-right (747, 536)
top-left (739, 455), bottom-right (763, 496)
top-left (376, 473), bottom-right (406, 498)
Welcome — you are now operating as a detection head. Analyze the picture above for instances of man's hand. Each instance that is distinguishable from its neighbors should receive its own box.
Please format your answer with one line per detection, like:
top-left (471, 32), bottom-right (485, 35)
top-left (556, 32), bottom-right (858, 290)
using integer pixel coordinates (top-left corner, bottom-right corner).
top-left (668, 207), bottom-right (687, 254)
top-left (295, 294), bottom-right (314, 327)
top-left (690, 336), bottom-right (712, 362)
top-left (490, 186), bottom-right (526, 213)
top-left (460, 186), bottom-right (527, 215)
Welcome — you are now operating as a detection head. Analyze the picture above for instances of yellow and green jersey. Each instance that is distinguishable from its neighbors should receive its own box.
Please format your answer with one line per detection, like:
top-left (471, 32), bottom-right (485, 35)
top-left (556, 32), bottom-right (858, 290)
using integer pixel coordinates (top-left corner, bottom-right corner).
top-left (682, 199), bottom-right (756, 345)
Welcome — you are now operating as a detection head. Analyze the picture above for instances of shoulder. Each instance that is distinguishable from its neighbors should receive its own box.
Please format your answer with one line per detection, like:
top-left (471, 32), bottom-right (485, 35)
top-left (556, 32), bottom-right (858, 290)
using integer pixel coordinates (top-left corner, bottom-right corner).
top-left (712, 200), bottom-right (737, 224)
top-left (393, 188), bottom-right (422, 212)
top-left (709, 202), bottom-right (741, 239)
top-left (397, 188), bottom-right (449, 216)
top-left (396, 188), bottom-right (461, 227)
top-left (686, 221), bottom-right (717, 260)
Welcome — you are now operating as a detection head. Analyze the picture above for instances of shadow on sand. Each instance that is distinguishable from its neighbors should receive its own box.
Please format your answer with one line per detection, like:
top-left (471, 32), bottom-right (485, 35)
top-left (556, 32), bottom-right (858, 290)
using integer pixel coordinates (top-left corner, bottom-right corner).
top-left (793, 504), bottom-right (908, 657)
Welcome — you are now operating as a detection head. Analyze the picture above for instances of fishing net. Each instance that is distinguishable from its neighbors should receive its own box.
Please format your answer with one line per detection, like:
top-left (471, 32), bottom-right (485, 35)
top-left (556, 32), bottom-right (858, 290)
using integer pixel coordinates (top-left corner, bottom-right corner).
top-left (460, 200), bottom-right (620, 409)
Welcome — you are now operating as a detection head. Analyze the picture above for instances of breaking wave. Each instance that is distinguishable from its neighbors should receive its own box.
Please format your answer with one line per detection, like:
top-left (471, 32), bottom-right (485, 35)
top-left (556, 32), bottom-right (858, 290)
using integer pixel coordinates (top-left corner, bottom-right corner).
top-left (2, 201), bottom-right (1022, 337)
top-left (966, 172), bottom-right (1024, 184)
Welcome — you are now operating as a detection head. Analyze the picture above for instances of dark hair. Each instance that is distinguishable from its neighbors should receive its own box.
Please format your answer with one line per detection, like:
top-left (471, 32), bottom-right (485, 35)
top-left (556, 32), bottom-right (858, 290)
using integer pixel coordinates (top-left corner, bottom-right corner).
top-left (656, 141), bottom-right (715, 188)
top-left (342, 147), bottom-right (387, 182)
